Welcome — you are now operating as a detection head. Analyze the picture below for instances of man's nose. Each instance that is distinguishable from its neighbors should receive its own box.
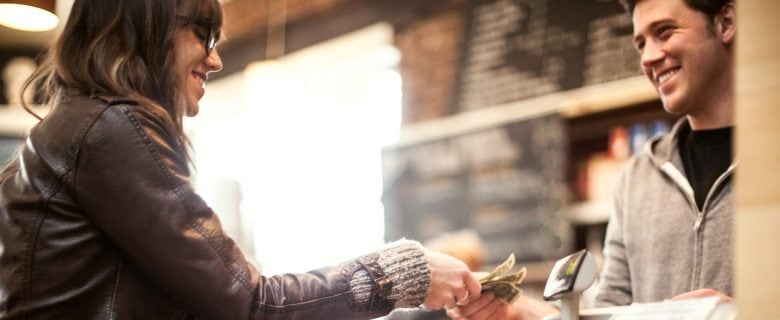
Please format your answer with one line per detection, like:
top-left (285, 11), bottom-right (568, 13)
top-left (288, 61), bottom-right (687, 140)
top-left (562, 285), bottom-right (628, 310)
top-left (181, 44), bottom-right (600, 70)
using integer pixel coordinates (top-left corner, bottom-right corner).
top-left (640, 42), bottom-right (665, 69)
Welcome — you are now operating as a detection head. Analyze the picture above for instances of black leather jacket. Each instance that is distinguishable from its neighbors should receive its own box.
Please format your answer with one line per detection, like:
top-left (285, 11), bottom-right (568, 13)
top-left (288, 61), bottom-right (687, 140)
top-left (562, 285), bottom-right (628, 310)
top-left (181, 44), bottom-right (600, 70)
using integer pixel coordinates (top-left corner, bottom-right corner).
top-left (0, 95), bottom-right (428, 319)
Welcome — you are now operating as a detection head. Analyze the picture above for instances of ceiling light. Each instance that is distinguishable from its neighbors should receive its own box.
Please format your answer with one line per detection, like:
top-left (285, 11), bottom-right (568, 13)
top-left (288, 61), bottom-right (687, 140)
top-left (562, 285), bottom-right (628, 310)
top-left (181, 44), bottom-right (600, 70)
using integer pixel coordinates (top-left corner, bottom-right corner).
top-left (0, 0), bottom-right (58, 32)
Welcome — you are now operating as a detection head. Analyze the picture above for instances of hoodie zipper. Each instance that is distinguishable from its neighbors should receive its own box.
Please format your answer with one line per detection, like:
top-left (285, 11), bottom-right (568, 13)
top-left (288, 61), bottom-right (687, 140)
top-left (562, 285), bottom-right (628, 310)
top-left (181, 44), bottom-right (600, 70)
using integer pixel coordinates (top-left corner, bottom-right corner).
top-left (660, 161), bottom-right (736, 230)
top-left (695, 162), bottom-right (737, 231)
top-left (659, 161), bottom-right (736, 290)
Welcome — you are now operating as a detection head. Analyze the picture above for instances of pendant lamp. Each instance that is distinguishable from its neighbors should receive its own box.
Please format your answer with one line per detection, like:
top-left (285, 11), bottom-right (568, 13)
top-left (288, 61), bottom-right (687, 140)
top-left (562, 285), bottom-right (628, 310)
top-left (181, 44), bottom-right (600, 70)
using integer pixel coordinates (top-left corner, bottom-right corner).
top-left (0, 0), bottom-right (58, 32)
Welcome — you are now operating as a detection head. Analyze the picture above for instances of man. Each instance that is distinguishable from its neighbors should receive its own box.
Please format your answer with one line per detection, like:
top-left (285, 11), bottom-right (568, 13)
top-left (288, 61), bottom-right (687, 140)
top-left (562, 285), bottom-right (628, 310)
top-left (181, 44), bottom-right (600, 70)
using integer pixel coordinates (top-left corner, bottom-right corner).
top-left (447, 0), bottom-right (736, 318)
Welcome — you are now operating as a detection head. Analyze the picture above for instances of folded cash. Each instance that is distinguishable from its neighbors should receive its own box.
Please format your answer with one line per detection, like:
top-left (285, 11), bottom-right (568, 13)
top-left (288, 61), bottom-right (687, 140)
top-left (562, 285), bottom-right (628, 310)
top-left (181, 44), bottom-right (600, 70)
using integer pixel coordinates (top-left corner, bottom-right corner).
top-left (479, 254), bottom-right (527, 303)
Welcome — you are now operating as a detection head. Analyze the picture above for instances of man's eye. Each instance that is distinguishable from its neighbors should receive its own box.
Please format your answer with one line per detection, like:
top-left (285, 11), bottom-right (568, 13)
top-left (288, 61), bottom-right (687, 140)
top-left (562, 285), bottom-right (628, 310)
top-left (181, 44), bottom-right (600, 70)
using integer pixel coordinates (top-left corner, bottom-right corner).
top-left (635, 40), bottom-right (645, 52)
top-left (656, 25), bottom-right (674, 38)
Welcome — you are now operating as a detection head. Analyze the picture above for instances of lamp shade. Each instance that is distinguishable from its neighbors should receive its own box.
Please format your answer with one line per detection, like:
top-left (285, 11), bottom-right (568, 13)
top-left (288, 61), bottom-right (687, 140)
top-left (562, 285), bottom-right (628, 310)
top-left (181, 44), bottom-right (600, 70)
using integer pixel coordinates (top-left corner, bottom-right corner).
top-left (0, 0), bottom-right (58, 32)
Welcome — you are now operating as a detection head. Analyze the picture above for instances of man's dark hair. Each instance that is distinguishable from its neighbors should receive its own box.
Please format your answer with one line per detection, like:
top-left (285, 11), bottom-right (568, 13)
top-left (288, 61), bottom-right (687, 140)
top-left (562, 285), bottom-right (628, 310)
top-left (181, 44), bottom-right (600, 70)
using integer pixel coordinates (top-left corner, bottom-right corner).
top-left (619, 0), bottom-right (734, 19)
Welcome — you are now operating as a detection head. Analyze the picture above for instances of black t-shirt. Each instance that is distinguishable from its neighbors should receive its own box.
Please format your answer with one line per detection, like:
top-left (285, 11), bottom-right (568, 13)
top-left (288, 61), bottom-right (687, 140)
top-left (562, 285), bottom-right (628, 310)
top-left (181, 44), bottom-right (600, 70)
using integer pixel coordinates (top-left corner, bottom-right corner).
top-left (678, 126), bottom-right (733, 211)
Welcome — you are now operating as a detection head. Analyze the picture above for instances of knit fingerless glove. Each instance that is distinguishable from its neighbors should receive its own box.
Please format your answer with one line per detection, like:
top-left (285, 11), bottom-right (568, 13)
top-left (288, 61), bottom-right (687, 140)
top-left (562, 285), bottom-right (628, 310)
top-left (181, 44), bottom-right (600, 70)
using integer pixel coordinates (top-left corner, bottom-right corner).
top-left (349, 239), bottom-right (430, 308)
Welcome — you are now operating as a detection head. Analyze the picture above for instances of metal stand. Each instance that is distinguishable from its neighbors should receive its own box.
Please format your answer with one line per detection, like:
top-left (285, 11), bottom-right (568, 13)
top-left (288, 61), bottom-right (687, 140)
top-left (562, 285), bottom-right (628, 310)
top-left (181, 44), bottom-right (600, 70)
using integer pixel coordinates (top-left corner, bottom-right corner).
top-left (559, 294), bottom-right (580, 320)
top-left (542, 250), bottom-right (596, 320)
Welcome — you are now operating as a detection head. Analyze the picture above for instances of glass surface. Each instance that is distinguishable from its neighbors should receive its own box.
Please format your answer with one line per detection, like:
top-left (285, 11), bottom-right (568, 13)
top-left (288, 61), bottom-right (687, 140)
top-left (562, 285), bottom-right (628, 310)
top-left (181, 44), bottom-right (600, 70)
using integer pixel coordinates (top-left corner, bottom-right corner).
top-left (544, 249), bottom-right (587, 300)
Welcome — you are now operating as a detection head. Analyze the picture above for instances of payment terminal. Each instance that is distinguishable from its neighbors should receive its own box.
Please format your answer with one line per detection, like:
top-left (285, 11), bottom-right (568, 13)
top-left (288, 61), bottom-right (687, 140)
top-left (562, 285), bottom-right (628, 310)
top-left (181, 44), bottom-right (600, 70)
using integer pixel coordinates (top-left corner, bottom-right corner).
top-left (541, 249), bottom-right (605, 320)
top-left (540, 249), bottom-right (735, 320)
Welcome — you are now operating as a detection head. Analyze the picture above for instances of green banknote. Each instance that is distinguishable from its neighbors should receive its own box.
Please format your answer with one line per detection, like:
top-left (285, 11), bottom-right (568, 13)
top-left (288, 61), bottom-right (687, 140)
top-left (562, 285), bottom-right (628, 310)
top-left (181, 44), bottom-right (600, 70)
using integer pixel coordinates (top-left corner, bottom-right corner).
top-left (479, 254), bottom-right (527, 303)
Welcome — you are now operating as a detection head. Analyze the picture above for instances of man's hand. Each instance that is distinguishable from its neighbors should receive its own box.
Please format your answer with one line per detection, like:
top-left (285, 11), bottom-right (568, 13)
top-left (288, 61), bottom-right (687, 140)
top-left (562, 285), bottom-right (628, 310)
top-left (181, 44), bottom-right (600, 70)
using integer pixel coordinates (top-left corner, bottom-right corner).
top-left (671, 288), bottom-right (733, 304)
top-left (446, 293), bottom-right (558, 320)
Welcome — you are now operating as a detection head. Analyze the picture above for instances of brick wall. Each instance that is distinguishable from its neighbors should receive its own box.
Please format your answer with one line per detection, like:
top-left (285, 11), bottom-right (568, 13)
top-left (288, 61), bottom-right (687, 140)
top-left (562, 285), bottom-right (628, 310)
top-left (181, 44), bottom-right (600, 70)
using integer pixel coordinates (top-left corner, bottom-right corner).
top-left (395, 5), bottom-right (465, 124)
top-left (221, 0), bottom-right (465, 125)
top-left (222, 0), bottom-right (353, 41)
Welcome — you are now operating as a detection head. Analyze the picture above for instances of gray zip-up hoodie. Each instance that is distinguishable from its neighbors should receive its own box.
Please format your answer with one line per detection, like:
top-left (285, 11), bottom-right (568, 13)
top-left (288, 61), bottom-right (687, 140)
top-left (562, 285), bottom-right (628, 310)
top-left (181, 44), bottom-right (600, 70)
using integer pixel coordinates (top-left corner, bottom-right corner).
top-left (594, 118), bottom-right (736, 307)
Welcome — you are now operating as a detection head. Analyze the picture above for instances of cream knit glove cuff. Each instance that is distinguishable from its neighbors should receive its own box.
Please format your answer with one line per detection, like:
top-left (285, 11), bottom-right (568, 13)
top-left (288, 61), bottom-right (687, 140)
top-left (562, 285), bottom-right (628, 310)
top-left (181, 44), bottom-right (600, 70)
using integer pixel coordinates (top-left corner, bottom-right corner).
top-left (350, 239), bottom-right (430, 308)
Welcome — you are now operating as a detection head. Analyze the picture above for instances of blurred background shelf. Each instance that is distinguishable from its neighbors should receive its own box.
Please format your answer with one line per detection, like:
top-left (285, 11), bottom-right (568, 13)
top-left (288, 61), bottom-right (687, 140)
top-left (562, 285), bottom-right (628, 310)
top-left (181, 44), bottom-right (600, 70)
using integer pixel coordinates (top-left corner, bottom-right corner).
top-left (564, 200), bottom-right (612, 226)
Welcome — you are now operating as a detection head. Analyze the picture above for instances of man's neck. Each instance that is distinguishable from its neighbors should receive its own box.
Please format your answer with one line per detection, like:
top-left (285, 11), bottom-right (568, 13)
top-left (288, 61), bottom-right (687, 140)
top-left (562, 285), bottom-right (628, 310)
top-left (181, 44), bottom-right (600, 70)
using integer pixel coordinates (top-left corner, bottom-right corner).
top-left (687, 88), bottom-right (734, 130)
top-left (687, 110), bottom-right (733, 130)
top-left (688, 55), bottom-right (734, 130)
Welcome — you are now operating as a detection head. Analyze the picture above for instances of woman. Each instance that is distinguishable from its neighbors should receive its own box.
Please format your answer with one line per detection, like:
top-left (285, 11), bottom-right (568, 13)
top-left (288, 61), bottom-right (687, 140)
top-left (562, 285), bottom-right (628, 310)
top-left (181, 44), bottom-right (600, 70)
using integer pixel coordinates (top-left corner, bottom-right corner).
top-left (0, 0), bottom-right (480, 319)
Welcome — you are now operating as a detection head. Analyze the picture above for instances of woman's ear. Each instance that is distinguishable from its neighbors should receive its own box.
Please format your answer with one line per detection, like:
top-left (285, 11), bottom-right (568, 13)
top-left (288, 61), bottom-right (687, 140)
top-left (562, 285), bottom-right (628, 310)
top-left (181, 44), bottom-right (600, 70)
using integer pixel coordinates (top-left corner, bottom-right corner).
top-left (717, 2), bottom-right (736, 46)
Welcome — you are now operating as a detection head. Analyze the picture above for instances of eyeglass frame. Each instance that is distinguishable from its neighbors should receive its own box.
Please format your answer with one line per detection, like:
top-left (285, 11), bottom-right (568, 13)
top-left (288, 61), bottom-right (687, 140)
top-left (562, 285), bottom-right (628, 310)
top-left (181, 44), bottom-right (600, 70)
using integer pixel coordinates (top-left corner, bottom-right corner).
top-left (175, 15), bottom-right (218, 55)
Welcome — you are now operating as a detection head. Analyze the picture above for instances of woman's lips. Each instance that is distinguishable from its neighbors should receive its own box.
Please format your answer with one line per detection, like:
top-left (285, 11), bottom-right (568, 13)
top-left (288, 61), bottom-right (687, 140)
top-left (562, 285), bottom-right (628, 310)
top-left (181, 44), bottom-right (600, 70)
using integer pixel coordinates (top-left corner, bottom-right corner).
top-left (193, 71), bottom-right (207, 88)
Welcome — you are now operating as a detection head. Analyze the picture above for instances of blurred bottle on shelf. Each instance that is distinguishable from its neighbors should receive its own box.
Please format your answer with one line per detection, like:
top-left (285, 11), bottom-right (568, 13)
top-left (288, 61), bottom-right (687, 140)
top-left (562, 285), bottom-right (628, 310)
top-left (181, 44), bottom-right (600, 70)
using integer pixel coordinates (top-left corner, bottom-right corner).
top-left (650, 119), bottom-right (670, 138)
top-left (607, 125), bottom-right (630, 160)
top-left (629, 123), bottom-right (648, 155)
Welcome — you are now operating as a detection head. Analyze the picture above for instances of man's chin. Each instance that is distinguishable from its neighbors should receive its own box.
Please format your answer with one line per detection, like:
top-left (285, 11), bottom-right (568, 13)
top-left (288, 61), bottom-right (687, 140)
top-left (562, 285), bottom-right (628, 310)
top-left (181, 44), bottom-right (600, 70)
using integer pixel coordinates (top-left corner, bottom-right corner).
top-left (660, 97), bottom-right (685, 116)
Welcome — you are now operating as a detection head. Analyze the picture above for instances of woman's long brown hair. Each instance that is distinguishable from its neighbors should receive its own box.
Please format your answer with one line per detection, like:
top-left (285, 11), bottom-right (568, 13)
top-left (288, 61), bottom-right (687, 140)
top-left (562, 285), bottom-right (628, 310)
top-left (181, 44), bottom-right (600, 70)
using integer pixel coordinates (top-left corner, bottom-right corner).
top-left (19, 0), bottom-right (223, 163)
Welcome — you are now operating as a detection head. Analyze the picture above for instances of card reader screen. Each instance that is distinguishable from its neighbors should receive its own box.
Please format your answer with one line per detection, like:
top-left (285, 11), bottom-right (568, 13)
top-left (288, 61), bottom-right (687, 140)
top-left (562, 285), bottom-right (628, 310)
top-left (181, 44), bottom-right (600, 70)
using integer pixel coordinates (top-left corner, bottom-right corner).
top-left (543, 249), bottom-right (587, 300)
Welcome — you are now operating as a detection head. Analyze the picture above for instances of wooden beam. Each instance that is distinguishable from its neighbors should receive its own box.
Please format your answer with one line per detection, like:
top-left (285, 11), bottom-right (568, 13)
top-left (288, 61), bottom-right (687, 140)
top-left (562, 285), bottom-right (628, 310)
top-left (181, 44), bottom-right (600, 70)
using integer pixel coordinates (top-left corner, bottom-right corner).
top-left (215, 0), bottom-right (451, 80)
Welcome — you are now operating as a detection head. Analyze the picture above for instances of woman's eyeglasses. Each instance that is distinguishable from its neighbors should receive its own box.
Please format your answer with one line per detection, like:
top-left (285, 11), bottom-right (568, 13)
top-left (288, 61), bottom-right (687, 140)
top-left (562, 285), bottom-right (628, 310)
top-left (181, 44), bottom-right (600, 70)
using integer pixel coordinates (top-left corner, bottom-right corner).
top-left (176, 15), bottom-right (217, 55)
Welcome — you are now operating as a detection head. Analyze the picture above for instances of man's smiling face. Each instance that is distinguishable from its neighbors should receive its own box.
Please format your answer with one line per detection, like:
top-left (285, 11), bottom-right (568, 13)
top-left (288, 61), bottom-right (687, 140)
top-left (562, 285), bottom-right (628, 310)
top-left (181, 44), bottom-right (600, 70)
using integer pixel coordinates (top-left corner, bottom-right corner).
top-left (632, 0), bottom-right (731, 117)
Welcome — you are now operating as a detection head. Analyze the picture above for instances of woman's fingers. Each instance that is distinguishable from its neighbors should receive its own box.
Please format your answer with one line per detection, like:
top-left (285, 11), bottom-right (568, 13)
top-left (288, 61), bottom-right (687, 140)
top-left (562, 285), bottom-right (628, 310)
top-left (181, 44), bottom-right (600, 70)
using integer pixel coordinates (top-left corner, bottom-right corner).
top-left (423, 250), bottom-right (480, 310)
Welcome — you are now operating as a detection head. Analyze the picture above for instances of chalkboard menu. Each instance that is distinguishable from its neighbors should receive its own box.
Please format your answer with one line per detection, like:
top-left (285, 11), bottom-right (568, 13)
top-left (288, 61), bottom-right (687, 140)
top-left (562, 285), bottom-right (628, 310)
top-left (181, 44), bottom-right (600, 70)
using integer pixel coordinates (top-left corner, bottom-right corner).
top-left (382, 114), bottom-right (570, 264)
top-left (456, 0), bottom-right (640, 112)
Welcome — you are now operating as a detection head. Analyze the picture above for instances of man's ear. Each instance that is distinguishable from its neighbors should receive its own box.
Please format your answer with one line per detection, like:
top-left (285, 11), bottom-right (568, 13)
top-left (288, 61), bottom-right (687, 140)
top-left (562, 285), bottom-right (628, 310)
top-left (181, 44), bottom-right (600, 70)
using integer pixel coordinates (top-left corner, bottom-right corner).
top-left (717, 2), bottom-right (736, 46)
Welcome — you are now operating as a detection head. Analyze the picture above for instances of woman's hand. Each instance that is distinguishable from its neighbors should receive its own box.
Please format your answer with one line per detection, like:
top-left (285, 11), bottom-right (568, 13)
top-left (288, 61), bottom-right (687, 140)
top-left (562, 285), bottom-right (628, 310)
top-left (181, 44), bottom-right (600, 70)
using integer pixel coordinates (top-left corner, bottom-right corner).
top-left (422, 250), bottom-right (482, 310)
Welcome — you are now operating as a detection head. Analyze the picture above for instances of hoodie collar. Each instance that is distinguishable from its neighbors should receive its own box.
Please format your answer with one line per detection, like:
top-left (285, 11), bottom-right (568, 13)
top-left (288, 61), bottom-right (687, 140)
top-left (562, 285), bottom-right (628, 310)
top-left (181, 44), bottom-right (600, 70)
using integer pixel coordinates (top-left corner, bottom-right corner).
top-left (646, 117), bottom-right (689, 169)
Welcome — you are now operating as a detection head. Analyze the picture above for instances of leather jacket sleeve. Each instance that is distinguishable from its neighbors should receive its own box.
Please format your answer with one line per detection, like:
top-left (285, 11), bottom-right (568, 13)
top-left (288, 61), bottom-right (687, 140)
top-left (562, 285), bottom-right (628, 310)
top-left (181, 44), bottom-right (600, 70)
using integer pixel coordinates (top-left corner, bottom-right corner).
top-left (64, 98), bottom-right (430, 319)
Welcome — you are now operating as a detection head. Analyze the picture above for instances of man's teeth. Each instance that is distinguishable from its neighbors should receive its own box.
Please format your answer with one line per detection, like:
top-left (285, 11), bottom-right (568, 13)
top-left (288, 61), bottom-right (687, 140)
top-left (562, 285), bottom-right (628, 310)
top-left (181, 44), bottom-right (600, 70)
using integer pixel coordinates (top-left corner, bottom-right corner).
top-left (657, 69), bottom-right (677, 84)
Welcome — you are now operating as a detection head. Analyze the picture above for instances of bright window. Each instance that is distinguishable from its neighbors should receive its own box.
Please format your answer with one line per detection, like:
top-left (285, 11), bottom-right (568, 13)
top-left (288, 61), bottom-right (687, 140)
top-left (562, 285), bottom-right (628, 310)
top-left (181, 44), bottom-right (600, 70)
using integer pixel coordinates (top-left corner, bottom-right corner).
top-left (191, 23), bottom-right (401, 275)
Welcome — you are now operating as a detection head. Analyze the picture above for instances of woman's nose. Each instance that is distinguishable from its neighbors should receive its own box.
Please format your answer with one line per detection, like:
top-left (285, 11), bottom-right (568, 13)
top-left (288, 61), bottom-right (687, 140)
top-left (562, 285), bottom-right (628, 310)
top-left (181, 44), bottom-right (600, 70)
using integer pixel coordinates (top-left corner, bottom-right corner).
top-left (206, 48), bottom-right (223, 73)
